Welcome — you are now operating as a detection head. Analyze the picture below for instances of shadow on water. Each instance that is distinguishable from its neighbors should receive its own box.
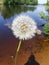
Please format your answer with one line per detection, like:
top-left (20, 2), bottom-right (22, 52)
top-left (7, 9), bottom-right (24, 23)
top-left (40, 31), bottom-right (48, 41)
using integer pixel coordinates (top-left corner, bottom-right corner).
top-left (24, 54), bottom-right (40, 65)
top-left (1, 5), bottom-right (36, 18)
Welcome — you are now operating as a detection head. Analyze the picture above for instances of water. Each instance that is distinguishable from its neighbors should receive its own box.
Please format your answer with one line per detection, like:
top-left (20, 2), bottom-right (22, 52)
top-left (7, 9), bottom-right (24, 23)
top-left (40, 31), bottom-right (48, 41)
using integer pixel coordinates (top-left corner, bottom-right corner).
top-left (0, 5), bottom-right (49, 65)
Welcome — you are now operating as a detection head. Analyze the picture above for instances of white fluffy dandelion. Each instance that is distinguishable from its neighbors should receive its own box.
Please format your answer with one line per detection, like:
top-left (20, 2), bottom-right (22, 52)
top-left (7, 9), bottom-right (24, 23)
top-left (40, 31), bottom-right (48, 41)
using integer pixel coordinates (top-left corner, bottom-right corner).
top-left (11, 15), bottom-right (37, 65)
top-left (11, 15), bottom-right (37, 40)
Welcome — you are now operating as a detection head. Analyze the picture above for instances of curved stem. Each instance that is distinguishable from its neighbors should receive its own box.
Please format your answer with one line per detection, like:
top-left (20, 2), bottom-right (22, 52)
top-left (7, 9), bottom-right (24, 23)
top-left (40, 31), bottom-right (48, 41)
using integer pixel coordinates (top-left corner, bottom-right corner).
top-left (14, 39), bottom-right (22, 65)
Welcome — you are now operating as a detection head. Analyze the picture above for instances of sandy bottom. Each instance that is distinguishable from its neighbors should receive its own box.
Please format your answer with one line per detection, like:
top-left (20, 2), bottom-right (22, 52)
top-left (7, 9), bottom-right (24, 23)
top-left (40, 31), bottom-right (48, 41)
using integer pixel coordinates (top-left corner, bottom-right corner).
top-left (0, 35), bottom-right (49, 65)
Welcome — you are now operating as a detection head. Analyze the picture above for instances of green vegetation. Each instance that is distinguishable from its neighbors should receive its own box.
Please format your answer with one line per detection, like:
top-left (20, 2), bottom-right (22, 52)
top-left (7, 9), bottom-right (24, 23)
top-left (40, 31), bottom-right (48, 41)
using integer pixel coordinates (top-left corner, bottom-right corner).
top-left (39, 12), bottom-right (45, 19)
top-left (39, 12), bottom-right (49, 21)
top-left (43, 23), bottom-right (49, 35)
top-left (46, 5), bottom-right (49, 13)
top-left (3, 0), bottom-right (38, 5)
top-left (0, 0), bottom-right (3, 4)
top-left (46, 0), bottom-right (49, 5)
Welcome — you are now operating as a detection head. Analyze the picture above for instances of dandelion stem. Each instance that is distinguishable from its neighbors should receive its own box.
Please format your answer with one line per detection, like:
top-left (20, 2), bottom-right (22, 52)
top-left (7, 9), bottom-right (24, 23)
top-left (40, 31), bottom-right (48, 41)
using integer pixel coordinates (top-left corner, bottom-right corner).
top-left (14, 39), bottom-right (22, 65)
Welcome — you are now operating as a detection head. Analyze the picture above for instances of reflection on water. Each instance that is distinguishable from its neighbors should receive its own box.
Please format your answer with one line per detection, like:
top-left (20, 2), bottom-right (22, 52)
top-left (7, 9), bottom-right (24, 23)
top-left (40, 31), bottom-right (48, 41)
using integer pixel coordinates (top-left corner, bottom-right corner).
top-left (0, 5), bottom-right (49, 65)
top-left (1, 5), bottom-right (36, 18)
top-left (0, 5), bottom-right (49, 29)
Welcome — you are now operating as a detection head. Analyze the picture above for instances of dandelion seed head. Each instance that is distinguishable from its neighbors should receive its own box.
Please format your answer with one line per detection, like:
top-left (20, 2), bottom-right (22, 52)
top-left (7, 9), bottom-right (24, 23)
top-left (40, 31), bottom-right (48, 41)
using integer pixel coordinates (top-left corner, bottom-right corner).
top-left (11, 15), bottom-right (37, 40)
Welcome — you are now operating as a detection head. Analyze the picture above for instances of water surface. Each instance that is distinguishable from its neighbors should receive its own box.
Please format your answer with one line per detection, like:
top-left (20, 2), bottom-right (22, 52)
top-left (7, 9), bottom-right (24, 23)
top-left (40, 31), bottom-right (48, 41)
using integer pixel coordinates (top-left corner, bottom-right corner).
top-left (0, 5), bottom-right (49, 65)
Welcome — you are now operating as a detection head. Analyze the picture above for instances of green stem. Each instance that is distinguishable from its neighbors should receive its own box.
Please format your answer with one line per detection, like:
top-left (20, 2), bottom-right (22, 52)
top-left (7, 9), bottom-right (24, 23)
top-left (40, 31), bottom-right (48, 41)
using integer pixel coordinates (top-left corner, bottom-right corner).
top-left (14, 39), bottom-right (22, 65)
